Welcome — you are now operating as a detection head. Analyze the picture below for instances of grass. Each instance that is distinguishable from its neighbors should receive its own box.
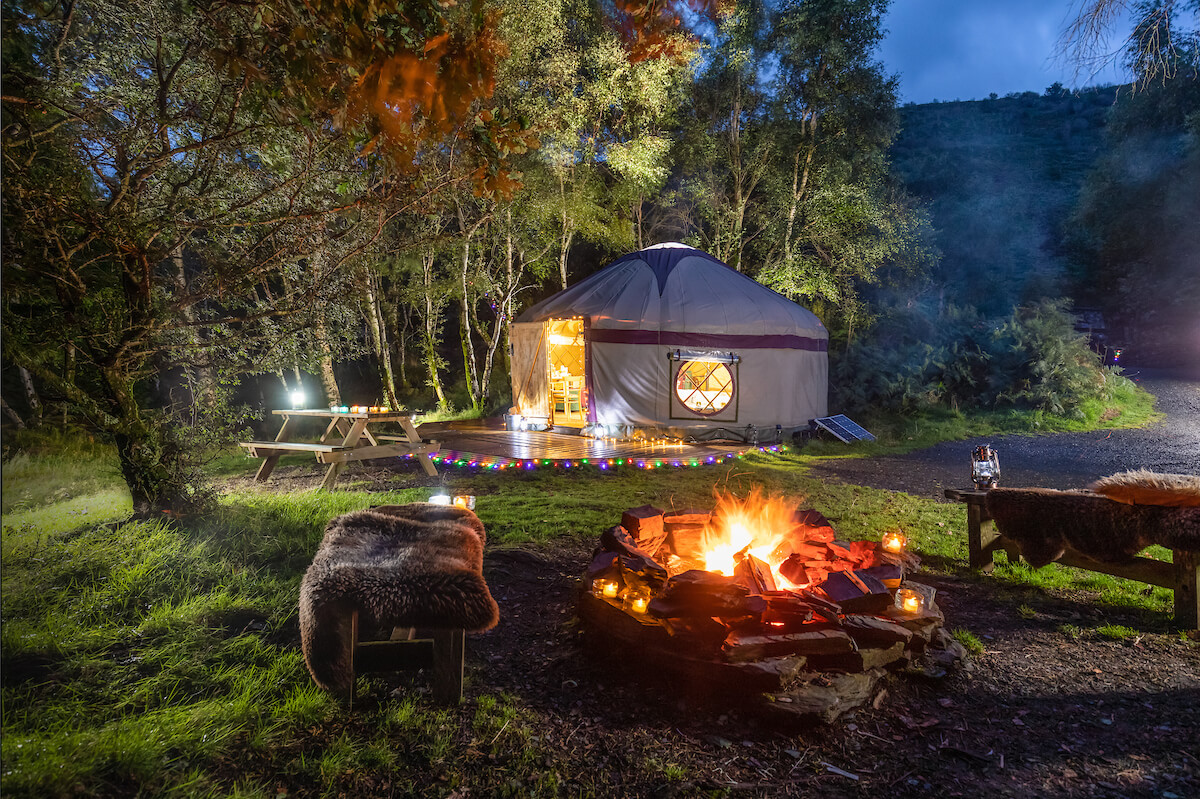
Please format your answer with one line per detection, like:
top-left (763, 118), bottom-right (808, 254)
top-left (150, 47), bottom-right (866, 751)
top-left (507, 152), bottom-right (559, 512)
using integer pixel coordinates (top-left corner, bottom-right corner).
top-left (0, 392), bottom-right (1186, 796)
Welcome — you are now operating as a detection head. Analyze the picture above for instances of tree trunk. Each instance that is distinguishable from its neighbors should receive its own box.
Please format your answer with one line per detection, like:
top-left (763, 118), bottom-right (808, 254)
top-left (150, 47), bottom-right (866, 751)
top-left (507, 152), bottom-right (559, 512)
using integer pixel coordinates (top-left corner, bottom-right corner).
top-left (2, 395), bottom-right (26, 429)
top-left (18, 366), bottom-right (42, 427)
top-left (315, 314), bottom-right (341, 406)
top-left (459, 235), bottom-right (481, 412)
top-left (363, 268), bottom-right (399, 408)
top-left (422, 250), bottom-right (448, 410)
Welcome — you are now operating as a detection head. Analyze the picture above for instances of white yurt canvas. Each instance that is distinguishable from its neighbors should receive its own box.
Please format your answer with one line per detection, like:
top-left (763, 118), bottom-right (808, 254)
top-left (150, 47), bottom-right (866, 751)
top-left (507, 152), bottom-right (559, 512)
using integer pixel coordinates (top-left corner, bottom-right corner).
top-left (508, 243), bottom-right (828, 440)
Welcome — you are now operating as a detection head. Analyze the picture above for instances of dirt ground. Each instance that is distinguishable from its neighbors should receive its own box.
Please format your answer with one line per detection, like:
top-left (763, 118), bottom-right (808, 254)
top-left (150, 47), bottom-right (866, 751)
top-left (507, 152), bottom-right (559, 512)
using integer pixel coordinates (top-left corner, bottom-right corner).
top-left (242, 368), bottom-right (1199, 796)
top-left (456, 368), bottom-right (1200, 797)
top-left (465, 542), bottom-right (1200, 799)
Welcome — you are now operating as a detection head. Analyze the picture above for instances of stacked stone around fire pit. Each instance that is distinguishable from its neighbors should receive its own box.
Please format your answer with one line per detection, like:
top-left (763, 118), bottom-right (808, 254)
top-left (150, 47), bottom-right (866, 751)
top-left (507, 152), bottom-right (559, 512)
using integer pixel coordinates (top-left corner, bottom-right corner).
top-left (578, 503), bottom-right (961, 724)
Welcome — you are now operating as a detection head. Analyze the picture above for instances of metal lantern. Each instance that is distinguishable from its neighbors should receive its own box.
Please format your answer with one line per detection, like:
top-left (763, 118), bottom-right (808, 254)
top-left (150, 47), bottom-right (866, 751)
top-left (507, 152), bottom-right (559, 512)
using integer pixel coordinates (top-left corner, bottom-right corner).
top-left (971, 444), bottom-right (1000, 490)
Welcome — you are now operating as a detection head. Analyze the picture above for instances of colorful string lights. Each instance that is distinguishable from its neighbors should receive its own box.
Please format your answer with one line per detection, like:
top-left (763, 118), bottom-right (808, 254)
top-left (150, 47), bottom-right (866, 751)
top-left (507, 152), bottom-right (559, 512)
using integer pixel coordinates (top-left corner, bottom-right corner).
top-left (413, 444), bottom-right (786, 471)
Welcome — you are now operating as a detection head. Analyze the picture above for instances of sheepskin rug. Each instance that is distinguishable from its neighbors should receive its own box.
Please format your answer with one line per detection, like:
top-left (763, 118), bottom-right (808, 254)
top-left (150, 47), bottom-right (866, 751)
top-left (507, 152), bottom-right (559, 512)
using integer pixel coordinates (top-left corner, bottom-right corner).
top-left (299, 503), bottom-right (499, 693)
top-left (1089, 469), bottom-right (1200, 508)
top-left (986, 486), bottom-right (1200, 568)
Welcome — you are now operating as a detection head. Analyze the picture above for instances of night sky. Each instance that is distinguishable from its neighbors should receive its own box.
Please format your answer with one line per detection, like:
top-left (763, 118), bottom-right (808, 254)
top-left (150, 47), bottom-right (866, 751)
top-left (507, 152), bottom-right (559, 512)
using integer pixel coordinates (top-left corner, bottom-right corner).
top-left (878, 0), bottom-right (1133, 104)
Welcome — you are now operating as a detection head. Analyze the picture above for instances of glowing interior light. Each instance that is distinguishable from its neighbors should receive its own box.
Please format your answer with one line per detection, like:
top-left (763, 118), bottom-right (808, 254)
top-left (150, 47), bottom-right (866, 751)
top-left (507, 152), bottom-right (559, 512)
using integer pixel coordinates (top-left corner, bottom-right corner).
top-left (429, 494), bottom-right (452, 506)
top-left (290, 390), bottom-right (306, 409)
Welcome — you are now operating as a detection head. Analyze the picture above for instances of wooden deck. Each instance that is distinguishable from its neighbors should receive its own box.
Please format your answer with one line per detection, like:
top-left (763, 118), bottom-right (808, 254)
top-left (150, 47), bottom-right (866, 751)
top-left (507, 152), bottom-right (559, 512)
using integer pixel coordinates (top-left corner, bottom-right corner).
top-left (416, 419), bottom-right (777, 468)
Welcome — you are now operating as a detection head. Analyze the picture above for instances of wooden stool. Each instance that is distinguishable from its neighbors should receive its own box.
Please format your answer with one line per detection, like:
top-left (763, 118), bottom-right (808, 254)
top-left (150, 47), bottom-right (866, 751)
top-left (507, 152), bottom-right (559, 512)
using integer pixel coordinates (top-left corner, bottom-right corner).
top-left (300, 504), bottom-right (499, 706)
top-left (345, 613), bottom-right (465, 706)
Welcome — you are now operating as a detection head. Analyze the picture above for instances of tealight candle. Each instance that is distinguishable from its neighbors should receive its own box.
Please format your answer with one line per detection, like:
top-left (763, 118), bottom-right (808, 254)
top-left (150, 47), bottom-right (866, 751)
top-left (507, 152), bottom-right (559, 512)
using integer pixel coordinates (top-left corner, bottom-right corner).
top-left (452, 495), bottom-right (476, 510)
top-left (592, 578), bottom-right (619, 599)
top-left (896, 588), bottom-right (923, 614)
top-left (625, 589), bottom-right (651, 614)
top-left (882, 530), bottom-right (908, 553)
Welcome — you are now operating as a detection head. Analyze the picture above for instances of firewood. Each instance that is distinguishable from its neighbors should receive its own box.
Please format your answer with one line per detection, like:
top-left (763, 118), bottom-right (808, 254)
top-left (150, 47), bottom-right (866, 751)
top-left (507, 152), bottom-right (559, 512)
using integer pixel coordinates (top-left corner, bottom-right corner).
top-left (664, 523), bottom-right (708, 563)
top-left (827, 541), bottom-right (854, 560)
top-left (759, 592), bottom-right (816, 627)
top-left (648, 570), bottom-right (767, 620)
top-left (789, 542), bottom-right (831, 561)
top-left (793, 509), bottom-right (836, 542)
top-left (599, 526), bottom-right (669, 586)
top-left (814, 570), bottom-right (893, 615)
top-left (622, 505), bottom-right (667, 557)
top-left (723, 627), bottom-right (855, 661)
top-left (860, 563), bottom-right (903, 589)
top-left (734, 552), bottom-right (777, 594)
top-left (663, 509), bottom-right (712, 526)
top-left (839, 614), bottom-right (914, 648)
top-left (777, 555), bottom-right (812, 588)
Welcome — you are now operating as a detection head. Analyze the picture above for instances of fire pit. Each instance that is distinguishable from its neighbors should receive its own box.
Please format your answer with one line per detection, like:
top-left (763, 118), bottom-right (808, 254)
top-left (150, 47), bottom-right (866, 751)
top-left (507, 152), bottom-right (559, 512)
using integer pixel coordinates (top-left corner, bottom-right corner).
top-left (578, 490), bottom-right (963, 724)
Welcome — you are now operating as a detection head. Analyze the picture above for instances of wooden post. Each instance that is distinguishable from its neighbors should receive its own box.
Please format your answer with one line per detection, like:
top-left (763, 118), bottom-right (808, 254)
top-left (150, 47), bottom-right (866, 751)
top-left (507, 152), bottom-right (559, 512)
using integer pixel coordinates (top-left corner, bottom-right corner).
top-left (1174, 550), bottom-right (1199, 631)
top-left (400, 417), bottom-right (439, 477)
top-left (256, 414), bottom-right (297, 481)
top-left (321, 417), bottom-right (369, 491)
top-left (345, 609), bottom-right (360, 709)
top-left (430, 628), bottom-right (465, 705)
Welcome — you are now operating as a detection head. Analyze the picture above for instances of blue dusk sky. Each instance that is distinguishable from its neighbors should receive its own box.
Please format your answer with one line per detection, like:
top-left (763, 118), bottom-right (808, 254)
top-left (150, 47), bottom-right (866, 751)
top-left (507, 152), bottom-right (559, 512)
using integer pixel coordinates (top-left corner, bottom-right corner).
top-left (878, 0), bottom-right (1134, 103)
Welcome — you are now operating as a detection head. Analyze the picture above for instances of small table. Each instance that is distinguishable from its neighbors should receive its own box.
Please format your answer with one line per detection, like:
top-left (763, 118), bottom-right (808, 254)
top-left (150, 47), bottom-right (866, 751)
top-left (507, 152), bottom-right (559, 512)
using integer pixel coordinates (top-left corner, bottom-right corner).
top-left (241, 409), bottom-right (439, 490)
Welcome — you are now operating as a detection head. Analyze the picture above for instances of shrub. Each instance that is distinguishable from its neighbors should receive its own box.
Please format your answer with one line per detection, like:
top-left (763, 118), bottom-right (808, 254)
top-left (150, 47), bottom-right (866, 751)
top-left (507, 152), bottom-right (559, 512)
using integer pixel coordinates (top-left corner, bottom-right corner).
top-left (831, 300), bottom-right (1122, 417)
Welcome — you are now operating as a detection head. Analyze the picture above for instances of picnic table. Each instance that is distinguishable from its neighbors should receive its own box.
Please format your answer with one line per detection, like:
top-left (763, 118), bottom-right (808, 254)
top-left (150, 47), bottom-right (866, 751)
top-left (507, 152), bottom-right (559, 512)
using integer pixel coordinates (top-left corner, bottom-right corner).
top-left (240, 409), bottom-right (439, 490)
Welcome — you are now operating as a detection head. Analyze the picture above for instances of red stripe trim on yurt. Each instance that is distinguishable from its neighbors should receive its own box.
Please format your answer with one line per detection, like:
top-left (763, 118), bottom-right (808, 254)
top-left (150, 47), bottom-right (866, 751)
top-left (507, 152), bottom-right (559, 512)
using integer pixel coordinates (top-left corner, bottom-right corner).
top-left (586, 329), bottom-right (828, 352)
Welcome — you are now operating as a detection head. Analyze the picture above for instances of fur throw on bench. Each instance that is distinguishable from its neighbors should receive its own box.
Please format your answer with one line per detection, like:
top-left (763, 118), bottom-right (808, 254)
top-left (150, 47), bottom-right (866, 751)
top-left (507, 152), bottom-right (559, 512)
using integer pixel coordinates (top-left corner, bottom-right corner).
top-left (986, 485), bottom-right (1200, 568)
top-left (299, 503), bottom-right (500, 693)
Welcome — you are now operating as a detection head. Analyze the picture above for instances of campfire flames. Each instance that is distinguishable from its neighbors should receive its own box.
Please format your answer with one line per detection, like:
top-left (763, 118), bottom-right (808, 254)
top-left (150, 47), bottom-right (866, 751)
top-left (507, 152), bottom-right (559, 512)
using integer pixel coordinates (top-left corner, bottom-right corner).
top-left (584, 489), bottom-right (932, 666)
top-left (702, 490), bottom-right (807, 589)
top-left (579, 490), bottom-right (956, 722)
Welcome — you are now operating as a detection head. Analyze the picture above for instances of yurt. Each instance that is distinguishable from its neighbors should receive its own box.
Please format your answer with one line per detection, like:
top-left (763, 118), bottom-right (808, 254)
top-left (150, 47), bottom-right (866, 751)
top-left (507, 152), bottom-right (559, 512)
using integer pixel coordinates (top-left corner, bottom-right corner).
top-left (508, 243), bottom-right (828, 441)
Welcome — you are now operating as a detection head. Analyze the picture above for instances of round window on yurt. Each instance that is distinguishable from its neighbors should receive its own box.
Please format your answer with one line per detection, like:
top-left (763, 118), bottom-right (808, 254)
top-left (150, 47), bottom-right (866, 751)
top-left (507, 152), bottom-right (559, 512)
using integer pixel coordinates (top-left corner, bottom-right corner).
top-left (675, 360), bottom-right (734, 416)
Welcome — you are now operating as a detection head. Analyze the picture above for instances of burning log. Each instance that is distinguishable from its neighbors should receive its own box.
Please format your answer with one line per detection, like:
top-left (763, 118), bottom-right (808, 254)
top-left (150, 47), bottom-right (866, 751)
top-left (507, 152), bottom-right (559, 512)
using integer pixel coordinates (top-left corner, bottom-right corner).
top-left (621, 505), bottom-right (667, 558)
top-left (734, 550), bottom-right (777, 593)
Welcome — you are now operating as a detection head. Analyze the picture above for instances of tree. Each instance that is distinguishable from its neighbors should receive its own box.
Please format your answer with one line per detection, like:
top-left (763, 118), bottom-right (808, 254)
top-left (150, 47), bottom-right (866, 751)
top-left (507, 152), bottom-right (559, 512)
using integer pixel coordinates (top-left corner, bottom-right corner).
top-left (1060, 0), bottom-right (1199, 88)
top-left (0, 0), bottom-right (443, 515)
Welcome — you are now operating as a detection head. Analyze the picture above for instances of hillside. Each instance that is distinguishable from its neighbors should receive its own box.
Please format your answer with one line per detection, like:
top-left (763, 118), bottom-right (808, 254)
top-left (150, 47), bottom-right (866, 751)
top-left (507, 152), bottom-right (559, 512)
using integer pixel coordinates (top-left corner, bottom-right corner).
top-left (890, 87), bottom-right (1120, 317)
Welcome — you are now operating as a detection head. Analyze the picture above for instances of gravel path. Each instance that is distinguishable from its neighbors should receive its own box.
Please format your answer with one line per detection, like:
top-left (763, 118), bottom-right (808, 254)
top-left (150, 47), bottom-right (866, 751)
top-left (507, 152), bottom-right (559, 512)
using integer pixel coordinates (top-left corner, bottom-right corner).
top-left (805, 367), bottom-right (1200, 501)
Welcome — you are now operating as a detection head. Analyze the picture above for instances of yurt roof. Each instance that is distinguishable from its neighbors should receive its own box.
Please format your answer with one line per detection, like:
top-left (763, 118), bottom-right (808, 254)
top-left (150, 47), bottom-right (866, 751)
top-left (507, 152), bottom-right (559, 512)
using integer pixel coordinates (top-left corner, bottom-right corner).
top-left (515, 243), bottom-right (826, 338)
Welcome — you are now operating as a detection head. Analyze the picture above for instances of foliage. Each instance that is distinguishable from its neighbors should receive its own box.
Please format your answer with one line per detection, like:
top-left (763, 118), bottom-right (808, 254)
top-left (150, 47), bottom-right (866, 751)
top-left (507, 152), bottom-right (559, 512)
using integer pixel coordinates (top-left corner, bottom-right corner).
top-left (830, 300), bottom-right (1135, 418)
top-left (1066, 20), bottom-right (1200, 367)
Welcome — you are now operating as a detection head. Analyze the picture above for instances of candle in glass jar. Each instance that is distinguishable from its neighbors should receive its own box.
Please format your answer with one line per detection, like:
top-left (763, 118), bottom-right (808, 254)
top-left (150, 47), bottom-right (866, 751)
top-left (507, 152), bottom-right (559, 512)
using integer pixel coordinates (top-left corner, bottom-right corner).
top-left (882, 530), bottom-right (907, 553)
top-left (896, 588), bottom-right (923, 614)
top-left (592, 578), bottom-right (619, 599)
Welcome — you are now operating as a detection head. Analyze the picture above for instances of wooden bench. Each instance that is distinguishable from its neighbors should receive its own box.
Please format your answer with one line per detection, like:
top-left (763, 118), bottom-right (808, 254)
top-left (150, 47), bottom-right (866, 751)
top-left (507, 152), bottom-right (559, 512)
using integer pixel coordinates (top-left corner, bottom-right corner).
top-left (946, 488), bottom-right (1200, 629)
top-left (239, 441), bottom-right (348, 456)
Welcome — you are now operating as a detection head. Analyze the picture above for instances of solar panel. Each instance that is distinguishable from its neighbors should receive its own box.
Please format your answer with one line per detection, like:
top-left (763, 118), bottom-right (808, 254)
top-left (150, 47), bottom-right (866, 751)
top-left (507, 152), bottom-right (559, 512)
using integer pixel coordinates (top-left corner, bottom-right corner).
top-left (813, 414), bottom-right (876, 443)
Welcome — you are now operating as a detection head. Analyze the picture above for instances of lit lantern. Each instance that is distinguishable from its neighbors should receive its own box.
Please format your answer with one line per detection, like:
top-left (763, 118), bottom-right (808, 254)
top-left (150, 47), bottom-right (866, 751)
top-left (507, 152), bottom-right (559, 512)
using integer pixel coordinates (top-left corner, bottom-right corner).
top-left (289, 390), bottom-right (306, 409)
top-left (452, 495), bottom-right (476, 510)
top-left (429, 494), bottom-right (452, 506)
top-left (896, 588), bottom-right (924, 614)
top-left (882, 530), bottom-right (908, 553)
top-left (592, 578), bottom-right (619, 599)
top-left (339, 406), bottom-right (349, 413)
top-left (380, 406), bottom-right (390, 413)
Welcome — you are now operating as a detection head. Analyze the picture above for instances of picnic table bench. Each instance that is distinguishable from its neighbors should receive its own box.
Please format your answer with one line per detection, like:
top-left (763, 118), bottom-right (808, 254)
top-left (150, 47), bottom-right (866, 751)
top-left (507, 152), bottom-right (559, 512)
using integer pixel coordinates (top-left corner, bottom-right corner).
top-left (240, 409), bottom-right (439, 490)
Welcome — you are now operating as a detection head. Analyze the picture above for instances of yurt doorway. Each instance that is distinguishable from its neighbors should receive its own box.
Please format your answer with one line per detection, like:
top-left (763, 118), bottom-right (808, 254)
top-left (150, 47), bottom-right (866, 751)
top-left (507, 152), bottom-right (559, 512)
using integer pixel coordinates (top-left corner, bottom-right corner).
top-left (547, 318), bottom-right (586, 428)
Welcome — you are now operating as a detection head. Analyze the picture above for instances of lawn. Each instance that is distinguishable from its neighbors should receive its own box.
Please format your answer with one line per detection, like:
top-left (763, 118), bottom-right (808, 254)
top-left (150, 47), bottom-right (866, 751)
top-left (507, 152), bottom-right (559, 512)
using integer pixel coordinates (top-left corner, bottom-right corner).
top-left (2, 425), bottom-right (1195, 798)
